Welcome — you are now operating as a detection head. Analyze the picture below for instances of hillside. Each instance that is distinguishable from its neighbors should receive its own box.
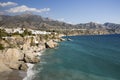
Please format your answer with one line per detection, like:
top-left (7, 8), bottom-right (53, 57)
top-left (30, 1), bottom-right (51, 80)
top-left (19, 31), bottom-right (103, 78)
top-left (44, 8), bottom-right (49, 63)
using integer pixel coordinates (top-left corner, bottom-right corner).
top-left (0, 14), bottom-right (74, 30)
top-left (0, 14), bottom-right (120, 34)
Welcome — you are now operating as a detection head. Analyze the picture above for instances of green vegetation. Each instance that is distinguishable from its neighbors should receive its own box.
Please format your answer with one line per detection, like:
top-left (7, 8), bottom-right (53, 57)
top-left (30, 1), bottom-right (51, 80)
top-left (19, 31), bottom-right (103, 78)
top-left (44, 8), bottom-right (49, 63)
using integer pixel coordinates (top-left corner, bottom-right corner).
top-left (0, 28), bottom-right (33, 38)
top-left (12, 32), bottom-right (20, 36)
top-left (0, 29), bottom-right (9, 38)
top-left (38, 33), bottom-right (59, 41)
top-left (39, 34), bottom-right (49, 41)
top-left (20, 29), bottom-right (32, 37)
top-left (0, 44), bottom-right (4, 50)
top-left (30, 37), bottom-right (36, 46)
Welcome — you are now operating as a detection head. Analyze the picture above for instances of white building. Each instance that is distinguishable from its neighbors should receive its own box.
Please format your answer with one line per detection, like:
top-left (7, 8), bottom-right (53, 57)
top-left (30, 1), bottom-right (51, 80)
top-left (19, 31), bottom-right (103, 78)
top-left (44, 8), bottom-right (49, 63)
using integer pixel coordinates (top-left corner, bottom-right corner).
top-left (31, 30), bottom-right (51, 35)
top-left (0, 27), bottom-right (51, 35)
top-left (4, 28), bottom-right (25, 34)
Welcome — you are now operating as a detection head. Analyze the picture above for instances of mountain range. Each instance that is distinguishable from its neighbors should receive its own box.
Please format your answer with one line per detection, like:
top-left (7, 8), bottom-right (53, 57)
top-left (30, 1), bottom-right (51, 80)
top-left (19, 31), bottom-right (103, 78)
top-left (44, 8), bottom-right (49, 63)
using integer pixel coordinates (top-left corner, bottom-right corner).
top-left (0, 14), bottom-right (120, 34)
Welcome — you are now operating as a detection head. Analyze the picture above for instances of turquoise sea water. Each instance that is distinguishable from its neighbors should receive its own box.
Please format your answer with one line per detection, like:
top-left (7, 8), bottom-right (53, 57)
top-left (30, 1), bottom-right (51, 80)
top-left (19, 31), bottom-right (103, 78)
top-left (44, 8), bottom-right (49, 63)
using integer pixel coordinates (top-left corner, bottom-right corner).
top-left (33, 34), bottom-right (120, 80)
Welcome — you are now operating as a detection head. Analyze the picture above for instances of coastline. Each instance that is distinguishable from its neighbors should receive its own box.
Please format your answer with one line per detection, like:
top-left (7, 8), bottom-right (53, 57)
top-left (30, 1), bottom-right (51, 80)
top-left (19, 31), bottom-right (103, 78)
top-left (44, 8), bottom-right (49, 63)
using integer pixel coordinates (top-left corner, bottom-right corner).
top-left (0, 32), bottom-right (119, 80)
top-left (0, 50), bottom-right (45, 80)
top-left (0, 33), bottom-right (64, 80)
top-left (23, 50), bottom-right (45, 80)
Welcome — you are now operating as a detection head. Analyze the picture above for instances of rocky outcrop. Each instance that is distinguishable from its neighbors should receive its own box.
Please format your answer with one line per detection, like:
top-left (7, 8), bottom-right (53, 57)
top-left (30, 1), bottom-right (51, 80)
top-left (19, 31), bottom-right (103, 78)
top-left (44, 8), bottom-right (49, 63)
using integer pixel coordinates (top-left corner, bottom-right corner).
top-left (24, 51), bottom-right (40, 63)
top-left (0, 34), bottom-right (62, 73)
top-left (0, 48), bottom-right (41, 72)
top-left (0, 48), bottom-right (28, 72)
top-left (4, 48), bottom-right (24, 62)
top-left (19, 62), bottom-right (28, 71)
top-left (45, 40), bottom-right (58, 48)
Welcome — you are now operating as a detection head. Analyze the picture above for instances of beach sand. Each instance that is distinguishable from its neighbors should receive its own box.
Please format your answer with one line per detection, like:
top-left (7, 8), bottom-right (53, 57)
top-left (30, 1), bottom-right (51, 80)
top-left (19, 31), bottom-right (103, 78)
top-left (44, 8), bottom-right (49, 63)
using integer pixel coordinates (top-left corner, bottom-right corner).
top-left (0, 70), bottom-right (26, 80)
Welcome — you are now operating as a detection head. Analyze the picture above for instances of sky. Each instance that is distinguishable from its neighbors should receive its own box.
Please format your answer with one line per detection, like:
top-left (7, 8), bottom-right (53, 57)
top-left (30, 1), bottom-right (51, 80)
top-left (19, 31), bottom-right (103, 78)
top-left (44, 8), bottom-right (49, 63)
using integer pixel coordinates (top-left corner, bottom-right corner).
top-left (0, 0), bottom-right (120, 24)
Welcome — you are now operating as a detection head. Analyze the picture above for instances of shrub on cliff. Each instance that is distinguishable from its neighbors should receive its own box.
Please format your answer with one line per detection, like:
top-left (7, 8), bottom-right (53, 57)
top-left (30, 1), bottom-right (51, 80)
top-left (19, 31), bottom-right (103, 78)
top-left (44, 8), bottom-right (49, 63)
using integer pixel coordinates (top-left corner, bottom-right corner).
top-left (12, 31), bottom-right (20, 36)
top-left (0, 44), bottom-right (4, 50)
top-left (30, 37), bottom-right (36, 46)
top-left (20, 29), bottom-right (32, 37)
top-left (0, 29), bottom-right (8, 38)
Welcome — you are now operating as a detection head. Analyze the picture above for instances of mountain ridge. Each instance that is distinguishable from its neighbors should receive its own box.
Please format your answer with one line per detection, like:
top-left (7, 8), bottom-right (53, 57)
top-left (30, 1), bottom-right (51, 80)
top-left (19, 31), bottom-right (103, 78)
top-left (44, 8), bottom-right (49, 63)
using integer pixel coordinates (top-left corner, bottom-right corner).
top-left (0, 14), bottom-right (120, 34)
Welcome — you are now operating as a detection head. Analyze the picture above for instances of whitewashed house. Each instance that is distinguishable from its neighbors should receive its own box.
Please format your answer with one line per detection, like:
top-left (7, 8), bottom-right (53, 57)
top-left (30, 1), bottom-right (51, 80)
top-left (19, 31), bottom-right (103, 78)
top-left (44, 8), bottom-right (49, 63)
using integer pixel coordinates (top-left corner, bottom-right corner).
top-left (31, 30), bottom-right (51, 35)
top-left (0, 27), bottom-right (51, 35)
top-left (4, 28), bottom-right (25, 34)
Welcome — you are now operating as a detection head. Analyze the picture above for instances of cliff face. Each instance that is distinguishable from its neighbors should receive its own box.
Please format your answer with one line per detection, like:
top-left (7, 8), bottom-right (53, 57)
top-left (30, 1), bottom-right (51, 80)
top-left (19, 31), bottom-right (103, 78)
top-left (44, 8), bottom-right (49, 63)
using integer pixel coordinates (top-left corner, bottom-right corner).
top-left (0, 34), bottom-right (60, 73)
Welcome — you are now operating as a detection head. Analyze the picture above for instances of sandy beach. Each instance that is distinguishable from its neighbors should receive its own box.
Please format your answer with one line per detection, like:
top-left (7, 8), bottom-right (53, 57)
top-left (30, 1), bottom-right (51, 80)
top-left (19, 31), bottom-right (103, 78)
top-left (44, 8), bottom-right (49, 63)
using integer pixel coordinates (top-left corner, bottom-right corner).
top-left (0, 70), bottom-right (26, 80)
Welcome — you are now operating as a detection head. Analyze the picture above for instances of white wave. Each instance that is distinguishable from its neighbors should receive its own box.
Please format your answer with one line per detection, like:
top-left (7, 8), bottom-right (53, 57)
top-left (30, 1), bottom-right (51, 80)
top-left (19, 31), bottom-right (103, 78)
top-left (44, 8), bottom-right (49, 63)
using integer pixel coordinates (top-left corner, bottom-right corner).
top-left (23, 63), bottom-right (35, 80)
top-left (23, 50), bottom-right (45, 80)
top-left (36, 50), bottom-right (45, 56)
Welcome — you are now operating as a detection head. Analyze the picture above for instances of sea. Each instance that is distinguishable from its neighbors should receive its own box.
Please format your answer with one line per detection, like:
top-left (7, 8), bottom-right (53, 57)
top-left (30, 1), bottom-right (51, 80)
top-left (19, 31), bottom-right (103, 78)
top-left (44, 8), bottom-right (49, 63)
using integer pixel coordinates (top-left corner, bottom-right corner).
top-left (24, 34), bottom-right (120, 80)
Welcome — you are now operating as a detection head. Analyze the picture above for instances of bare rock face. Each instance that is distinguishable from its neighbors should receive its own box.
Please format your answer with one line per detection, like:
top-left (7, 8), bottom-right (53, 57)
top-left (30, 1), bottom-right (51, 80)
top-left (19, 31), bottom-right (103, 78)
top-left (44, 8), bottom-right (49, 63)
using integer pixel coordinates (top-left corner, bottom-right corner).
top-left (0, 53), bottom-right (12, 72)
top-left (7, 62), bottom-right (21, 70)
top-left (0, 62), bottom-right (12, 72)
top-left (22, 37), bottom-right (32, 50)
top-left (45, 40), bottom-right (58, 48)
top-left (0, 40), bottom-right (10, 48)
top-left (4, 48), bottom-right (24, 62)
top-left (24, 51), bottom-right (40, 63)
top-left (0, 48), bottom-right (26, 71)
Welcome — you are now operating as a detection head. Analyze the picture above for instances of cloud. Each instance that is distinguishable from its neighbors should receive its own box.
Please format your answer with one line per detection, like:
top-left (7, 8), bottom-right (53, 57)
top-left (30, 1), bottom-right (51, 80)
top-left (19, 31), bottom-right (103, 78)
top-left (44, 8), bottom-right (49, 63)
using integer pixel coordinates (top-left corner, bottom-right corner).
top-left (6, 5), bottom-right (50, 13)
top-left (0, 2), bottom-right (17, 7)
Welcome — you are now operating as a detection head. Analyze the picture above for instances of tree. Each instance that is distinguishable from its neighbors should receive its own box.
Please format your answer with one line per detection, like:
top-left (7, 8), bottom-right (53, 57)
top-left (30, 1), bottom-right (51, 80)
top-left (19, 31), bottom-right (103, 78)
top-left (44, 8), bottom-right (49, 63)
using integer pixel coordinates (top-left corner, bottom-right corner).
top-left (0, 29), bottom-right (8, 38)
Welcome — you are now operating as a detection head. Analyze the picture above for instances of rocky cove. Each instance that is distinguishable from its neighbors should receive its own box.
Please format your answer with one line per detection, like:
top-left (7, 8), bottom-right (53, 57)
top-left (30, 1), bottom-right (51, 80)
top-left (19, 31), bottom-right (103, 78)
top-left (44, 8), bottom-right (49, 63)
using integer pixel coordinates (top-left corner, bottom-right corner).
top-left (0, 31), bottom-right (65, 80)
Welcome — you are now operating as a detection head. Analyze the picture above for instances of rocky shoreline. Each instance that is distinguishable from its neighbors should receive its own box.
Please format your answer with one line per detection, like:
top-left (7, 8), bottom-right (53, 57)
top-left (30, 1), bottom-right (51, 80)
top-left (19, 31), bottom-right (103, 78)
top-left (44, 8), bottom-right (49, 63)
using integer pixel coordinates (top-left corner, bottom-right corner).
top-left (0, 34), bottom-right (65, 80)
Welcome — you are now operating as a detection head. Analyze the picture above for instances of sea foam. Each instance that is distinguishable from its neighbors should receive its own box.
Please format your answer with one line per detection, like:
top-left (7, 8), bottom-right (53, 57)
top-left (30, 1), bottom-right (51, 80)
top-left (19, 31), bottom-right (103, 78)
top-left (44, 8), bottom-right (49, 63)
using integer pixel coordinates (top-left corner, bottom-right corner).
top-left (23, 51), bottom-right (44, 80)
top-left (23, 63), bottom-right (35, 80)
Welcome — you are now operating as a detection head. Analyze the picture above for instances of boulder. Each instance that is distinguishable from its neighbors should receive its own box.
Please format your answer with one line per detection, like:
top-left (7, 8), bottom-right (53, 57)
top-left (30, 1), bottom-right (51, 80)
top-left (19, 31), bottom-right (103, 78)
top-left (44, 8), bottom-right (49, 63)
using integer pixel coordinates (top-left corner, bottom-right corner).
top-left (7, 61), bottom-right (28, 71)
top-left (24, 51), bottom-right (40, 63)
top-left (45, 40), bottom-right (58, 48)
top-left (0, 48), bottom-right (26, 71)
top-left (20, 63), bottom-right (28, 71)
top-left (4, 48), bottom-right (24, 63)
top-left (7, 62), bottom-right (21, 70)
top-left (0, 53), bottom-right (12, 72)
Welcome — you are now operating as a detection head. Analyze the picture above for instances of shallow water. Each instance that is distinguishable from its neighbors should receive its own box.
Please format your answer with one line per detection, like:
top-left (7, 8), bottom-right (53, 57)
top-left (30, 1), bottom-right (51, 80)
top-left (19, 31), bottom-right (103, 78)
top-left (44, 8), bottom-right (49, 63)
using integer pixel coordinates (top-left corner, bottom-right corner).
top-left (33, 34), bottom-right (120, 80)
